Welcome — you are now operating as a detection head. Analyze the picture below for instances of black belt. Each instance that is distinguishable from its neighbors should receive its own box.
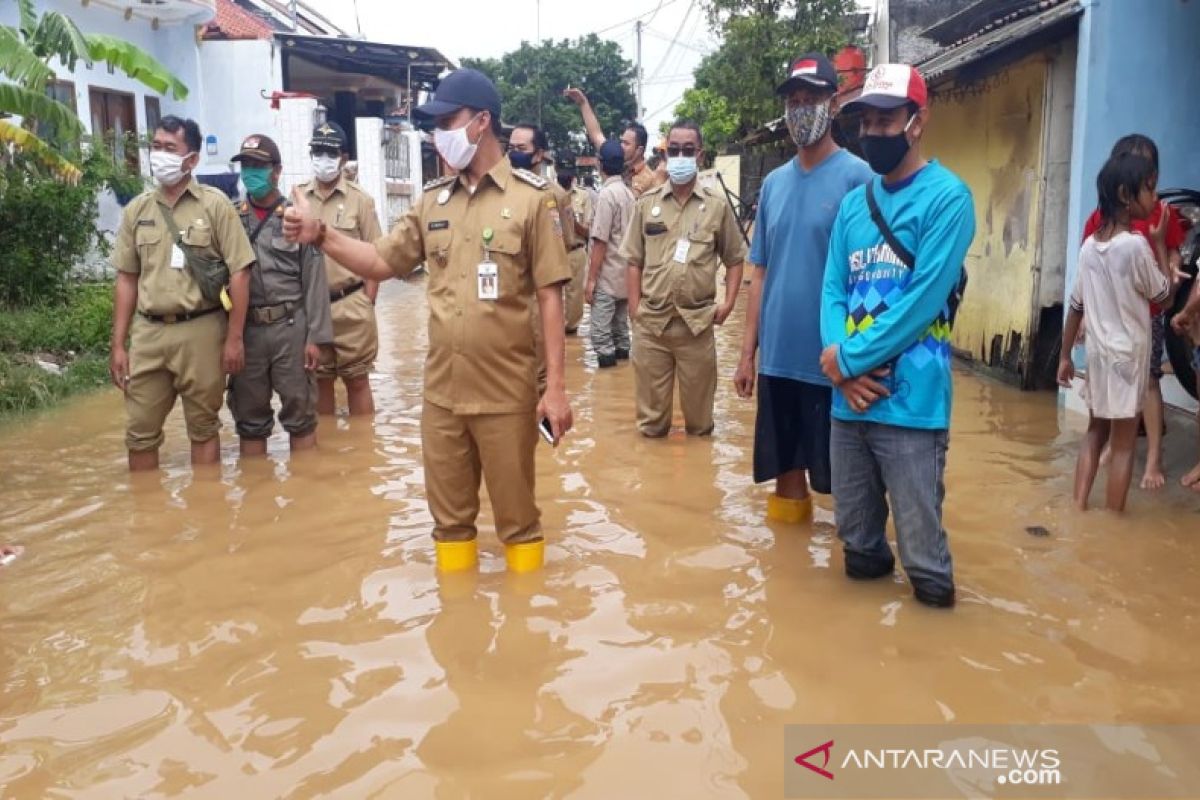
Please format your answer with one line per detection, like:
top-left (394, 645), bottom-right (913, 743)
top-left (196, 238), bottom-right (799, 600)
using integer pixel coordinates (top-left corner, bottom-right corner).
top-left (330, 281), bottom-right (364, 302)
top-left (139, 306), bottom-right (222, 324)
top-left (249, 300), bottom-right (297, 325)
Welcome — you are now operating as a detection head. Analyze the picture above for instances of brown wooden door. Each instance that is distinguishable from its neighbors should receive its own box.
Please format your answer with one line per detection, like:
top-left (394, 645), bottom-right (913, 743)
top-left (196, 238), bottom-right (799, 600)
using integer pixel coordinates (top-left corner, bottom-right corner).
top-left (88, 87), bottom-right (138, 169)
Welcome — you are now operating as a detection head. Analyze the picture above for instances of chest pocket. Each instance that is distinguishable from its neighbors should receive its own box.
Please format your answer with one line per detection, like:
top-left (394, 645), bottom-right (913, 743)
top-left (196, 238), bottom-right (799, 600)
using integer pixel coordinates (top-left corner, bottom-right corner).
top-left (268, 235), bottom-right (301, 274)
top-left (135, 223), bottom-right (163, 258)
top-left (182, 225), bottom-right (212, 250)
top-left (488, 230), bottom-right (526, 300)
top-left (423, 227), bottom-right (453, 274)
top-left (687, 230), bottom-right (717, 265)
top-left (333, 211), bottom-right (358, 233)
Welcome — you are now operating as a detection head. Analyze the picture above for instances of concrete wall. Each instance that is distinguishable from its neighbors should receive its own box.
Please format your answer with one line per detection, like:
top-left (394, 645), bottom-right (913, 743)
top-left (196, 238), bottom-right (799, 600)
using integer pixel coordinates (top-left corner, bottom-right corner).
top-left (1065, 0), bottom-right (1200, 413)
top-left (923, 52), bottom-right (1049, 382)
top-left (196, 38), bottom-right (281, 173)
top-left (888, 0), bottom-right (979, 64)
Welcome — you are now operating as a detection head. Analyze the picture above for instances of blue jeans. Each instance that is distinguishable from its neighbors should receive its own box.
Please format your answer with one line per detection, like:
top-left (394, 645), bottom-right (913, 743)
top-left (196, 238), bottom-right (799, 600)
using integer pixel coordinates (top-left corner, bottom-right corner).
top-left (830, 420), bottom-right (954, 595)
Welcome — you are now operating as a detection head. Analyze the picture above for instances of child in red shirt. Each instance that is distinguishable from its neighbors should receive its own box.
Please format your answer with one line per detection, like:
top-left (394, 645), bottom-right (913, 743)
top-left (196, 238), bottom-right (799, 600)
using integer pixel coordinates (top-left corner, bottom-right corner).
top-left (1080, 134), bottom-right (1185, 490)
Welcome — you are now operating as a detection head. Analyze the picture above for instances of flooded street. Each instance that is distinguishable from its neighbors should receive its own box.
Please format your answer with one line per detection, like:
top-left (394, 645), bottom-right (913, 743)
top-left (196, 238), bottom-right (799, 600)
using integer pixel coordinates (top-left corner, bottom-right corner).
top-left (2, 277), bottom-right (1199, 798)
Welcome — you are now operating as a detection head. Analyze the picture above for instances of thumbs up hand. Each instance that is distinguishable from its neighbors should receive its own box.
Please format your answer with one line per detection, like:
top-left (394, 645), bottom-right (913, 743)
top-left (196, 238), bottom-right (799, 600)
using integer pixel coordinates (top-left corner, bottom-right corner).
top-left (283, 185), bottom-right (319, 243)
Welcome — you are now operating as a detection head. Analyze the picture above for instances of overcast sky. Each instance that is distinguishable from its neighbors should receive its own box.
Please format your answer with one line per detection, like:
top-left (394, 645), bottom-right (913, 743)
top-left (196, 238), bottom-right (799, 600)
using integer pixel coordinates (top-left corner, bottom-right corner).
top-left (309, 0), bottom-right (718, 147)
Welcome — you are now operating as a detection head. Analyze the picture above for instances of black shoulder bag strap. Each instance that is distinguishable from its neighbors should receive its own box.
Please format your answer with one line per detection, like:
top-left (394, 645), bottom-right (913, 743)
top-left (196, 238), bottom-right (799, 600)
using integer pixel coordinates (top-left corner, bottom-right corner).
top-left (865, 179), bottom-right (913, 267)
top-left (864, 179), bottom-right (967, 325)
top-left (248, 197), bottom-right (286, 245)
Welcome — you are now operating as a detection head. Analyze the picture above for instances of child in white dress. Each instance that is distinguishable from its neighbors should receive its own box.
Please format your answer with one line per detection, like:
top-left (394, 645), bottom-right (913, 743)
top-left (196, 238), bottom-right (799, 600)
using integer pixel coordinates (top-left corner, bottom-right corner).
top-left (1058, 152), bottom-right (1172, 512)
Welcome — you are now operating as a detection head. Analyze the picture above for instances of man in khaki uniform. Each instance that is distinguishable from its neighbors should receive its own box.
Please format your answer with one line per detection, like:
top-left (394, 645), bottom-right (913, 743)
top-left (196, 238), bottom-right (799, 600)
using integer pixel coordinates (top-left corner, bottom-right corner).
top-left (508, 122), bottom-right (578, 379)
top-left (229, 134), bottom-right (334, 456)
top-left (109, 116), bottom-right (254, 471)
top-left (283, 69), bottom-right (573, 575)
top-left (556, 152), bottom-right (592, 333)
top-left (302, 121), bottom-right (385, 417)
top-left (621, 120), bottom-right (746, 437)
top-left (563, 87), bottom-right (659, 198)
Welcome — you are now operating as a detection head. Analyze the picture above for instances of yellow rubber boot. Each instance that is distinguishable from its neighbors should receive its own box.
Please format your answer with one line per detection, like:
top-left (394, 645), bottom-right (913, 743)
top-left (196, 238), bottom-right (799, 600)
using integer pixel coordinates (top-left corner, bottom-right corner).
top-left (435, 539), bottom-right (478, 572)
top-left (505, 540), bottom-right (545, 573)
top-left (766, 494), bottom-right (813, 524)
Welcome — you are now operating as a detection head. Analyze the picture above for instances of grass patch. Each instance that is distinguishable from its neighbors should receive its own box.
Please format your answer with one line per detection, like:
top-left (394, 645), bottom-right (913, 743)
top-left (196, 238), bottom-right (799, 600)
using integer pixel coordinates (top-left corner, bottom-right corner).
top-left (0, 282), bottom-right (113, 419)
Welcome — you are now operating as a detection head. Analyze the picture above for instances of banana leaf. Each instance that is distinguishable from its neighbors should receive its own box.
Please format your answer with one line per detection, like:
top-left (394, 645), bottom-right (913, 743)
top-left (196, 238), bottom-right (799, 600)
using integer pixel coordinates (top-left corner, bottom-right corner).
top-left (86, 34), bottom-right (188, 100)
top-left (0, 83), bottom-right (83, 141)
top-left (0, 25), bottom-right (55, 89)
top-left (0, 119), bottom-right (81, 181)
top-left (27, 10), bottom-right (92, 72)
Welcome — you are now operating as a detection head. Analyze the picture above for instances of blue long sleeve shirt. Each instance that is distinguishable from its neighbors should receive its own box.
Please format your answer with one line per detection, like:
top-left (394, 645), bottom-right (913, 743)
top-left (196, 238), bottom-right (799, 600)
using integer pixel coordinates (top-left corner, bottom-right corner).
top-left (820, 161), bottom-right (976, 430)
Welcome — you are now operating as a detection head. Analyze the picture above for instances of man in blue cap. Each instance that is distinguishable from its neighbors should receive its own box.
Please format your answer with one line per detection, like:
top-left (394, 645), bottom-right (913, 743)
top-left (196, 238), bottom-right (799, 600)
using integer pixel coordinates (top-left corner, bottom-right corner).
top-left (283, 68), bottom-right (574, 575)
top-left (586, 139), bottom-right (635, 367)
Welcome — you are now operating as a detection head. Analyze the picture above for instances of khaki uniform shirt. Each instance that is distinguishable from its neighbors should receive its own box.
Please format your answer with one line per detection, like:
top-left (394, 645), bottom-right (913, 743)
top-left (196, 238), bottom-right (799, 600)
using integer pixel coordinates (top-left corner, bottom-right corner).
top-left (374, 158), bottom-right (571, 415)
top-left (590, 175), bottom-right (635, 299)
top-left (551, 182), bottom-right (581, 251)
top-left (619, 182), bottom-right (748, 336)
top-left (630, 161), bottom-right (659, 198)
top-left (571, 185), bottom-right (594, 235)
top-left (113, 180), bottom-right (255, 316)
top-left (238, 202), bottom-right (334, 346)
top-left (301, 177), bottom-right (385, 291)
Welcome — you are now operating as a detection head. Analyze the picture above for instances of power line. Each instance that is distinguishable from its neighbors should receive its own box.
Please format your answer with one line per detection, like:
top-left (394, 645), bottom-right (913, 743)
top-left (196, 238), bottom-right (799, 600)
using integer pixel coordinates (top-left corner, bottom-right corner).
top-left (646, 0), bottom-right (694, 83)
top-left (643, 26), bottom-right (712, 55)
top-left (590, 0), bottom-right (680, 36)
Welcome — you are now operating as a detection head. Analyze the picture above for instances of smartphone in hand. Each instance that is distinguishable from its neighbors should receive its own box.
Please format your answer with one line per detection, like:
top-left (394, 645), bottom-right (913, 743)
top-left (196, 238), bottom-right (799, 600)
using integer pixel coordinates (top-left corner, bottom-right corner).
top-left (538, 417), bottom-right (556, 446)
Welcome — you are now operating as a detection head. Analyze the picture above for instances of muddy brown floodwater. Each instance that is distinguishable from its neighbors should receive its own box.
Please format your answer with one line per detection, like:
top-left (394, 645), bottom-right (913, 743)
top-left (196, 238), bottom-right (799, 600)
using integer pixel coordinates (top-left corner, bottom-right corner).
top-left (2, 277), bottom-right (1199, 798)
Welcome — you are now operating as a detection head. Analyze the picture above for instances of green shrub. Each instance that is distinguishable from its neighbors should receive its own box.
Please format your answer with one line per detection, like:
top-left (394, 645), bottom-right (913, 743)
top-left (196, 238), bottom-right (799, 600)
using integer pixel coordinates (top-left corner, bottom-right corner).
top-left (0, 352), bottom-right (109, 418)
top-left (0, 282), bottom-right (113, 354)
top-left (0, 140), bottom-right (144, 308)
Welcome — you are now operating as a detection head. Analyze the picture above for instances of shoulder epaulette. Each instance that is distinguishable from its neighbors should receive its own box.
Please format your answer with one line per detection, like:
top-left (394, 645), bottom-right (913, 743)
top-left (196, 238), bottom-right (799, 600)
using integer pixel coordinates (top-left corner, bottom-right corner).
top-left (512, 168), bottom-right (548, 189)
top-left (423, 174), bottom-right (456, 191)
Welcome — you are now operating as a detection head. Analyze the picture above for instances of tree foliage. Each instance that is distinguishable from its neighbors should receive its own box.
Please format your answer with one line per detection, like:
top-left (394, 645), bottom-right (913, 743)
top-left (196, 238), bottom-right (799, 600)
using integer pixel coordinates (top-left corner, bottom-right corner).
top-left (691, 0), bottom-right (857, 144)
top-left (463, 34), bottom-right (638, 153)
top-left (664, 87), bottom-right (739, 160)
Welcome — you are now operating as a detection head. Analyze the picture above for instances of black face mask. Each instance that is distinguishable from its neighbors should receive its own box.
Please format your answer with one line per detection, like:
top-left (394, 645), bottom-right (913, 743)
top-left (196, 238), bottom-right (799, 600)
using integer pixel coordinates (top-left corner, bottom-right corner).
top-left (859, 116), bottom-right (916, 175)
top-left (556, 174), bottom-right (574, 191)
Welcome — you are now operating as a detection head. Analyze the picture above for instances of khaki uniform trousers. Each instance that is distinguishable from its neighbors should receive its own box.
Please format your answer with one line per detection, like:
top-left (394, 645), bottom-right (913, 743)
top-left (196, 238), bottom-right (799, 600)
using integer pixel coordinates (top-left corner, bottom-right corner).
top-left (125, 311), bottom-right (227, 451)
top-left (421, 399), bottom-right (542, 544)
top-left (564, 247), bottom-right (587, 332)
top-left (317, 288), bottom-right (378, 381)
top-left (633, 314), bottom-right (717, 437)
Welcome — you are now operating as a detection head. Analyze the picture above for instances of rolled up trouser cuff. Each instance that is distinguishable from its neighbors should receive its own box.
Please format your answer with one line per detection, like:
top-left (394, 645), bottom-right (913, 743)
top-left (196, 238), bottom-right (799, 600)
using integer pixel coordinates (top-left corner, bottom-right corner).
top-left (317, 289), bottom-right (378, 380)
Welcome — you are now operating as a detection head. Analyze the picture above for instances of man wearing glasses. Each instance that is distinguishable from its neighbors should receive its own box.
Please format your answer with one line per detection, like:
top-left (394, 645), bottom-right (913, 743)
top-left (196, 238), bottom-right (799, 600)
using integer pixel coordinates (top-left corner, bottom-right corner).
top-left (300, 121), bottom-right (384, 417)
top-left (620, 120), bottom-right (747, 437)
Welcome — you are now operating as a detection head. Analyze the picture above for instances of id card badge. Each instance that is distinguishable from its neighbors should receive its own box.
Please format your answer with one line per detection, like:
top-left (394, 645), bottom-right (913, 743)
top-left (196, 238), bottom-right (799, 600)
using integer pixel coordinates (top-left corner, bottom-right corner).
top-left (170, 242), bottom-right (186, 269)
top-left (673, 238), bottom-right (690, 263)
top-left (477, 260), bottom-right (499, 300)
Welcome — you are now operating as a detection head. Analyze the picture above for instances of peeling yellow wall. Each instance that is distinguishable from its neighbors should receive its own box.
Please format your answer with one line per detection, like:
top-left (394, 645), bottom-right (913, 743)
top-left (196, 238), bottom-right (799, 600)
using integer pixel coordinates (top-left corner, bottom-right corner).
top-left (923, 53), bottom-right (1048, 375)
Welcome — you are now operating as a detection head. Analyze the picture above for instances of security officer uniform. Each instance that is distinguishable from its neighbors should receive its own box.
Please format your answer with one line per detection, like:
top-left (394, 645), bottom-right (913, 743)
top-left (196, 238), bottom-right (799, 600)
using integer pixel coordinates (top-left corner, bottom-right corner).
top-left (564, 178), bottom-right (593, 332)
top-left (374, 155), bottom-right (569, 547)
top-left (228, 135), bottom-right (334, 441)
top-left (302, 123), bottom-right (385, 384)
top-left (620, 181), bottom-right (747, 436)
top-left (113, 180), bottom-right (255, 452)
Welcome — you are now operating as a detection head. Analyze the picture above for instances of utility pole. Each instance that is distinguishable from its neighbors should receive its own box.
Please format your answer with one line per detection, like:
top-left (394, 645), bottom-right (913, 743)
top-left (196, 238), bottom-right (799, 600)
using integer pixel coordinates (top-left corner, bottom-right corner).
top-left (635, 20), bottom-right (644, 119)
top-left (536, 0), bottom-right (543, 126)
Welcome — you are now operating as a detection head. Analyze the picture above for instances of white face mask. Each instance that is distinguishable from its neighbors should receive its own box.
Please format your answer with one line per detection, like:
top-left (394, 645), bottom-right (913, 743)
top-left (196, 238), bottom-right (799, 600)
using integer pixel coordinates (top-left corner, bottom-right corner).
top-left (433, 113), bottom-right (482, 171)
top-left (150, 150), bottom-right (194, 187)
top-left (312, 154), bottom-right (342, 183)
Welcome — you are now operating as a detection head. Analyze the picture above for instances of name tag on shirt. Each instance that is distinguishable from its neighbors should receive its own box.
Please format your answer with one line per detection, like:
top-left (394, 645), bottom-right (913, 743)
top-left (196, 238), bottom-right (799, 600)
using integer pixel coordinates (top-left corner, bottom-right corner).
top-left (673, 238), bottom-right (690, 264)
top-left (170, 243), bottom-right (186, 269)
top-left (477, 260), bottom-right (498, 301)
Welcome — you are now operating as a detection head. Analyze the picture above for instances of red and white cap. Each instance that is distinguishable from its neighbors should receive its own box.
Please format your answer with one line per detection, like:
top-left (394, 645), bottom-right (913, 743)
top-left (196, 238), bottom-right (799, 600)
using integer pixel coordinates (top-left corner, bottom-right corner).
top-left (844, 64), bottom-right (928, 111)
top-left (775, 52), bottom-right (838, 94)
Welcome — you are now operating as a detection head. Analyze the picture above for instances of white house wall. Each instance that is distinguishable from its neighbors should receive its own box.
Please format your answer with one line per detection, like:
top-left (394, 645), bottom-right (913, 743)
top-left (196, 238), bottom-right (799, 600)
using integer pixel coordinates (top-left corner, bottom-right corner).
top-left (197, 38), bottom-right (281, 172)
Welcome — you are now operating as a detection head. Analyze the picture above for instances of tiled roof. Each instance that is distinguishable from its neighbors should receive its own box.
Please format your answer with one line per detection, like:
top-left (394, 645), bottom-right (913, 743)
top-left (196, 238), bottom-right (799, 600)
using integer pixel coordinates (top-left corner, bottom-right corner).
top-left (201, 0), bottom-right (274, 41)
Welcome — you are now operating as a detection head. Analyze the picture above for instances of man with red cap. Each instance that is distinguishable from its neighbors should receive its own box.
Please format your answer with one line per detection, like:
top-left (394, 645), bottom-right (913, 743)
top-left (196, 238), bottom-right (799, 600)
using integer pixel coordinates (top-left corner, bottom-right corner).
top-left (734, 52), bottom-right (873, 526)
top-left (818, 64), bottom-right (976, 608)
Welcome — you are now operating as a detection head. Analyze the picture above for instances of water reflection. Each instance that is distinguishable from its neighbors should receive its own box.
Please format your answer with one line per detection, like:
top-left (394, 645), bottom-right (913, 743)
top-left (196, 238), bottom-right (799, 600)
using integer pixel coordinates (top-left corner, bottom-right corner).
top-left (1, 279), bottom-right (1199, 797)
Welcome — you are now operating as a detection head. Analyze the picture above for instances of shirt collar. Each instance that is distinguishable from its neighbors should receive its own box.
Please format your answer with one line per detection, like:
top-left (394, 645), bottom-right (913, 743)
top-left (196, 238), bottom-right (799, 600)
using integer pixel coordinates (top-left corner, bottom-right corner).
top-left (310, 175), bottom-right (348, 199)
top-left (158, 177), bottom-right (203, 203)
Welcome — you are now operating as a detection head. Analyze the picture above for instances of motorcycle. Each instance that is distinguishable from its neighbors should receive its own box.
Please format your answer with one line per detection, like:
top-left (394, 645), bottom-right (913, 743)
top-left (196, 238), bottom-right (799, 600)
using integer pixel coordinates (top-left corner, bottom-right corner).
top-left (1161, 188), bottom-right (1200, 401)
